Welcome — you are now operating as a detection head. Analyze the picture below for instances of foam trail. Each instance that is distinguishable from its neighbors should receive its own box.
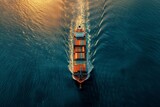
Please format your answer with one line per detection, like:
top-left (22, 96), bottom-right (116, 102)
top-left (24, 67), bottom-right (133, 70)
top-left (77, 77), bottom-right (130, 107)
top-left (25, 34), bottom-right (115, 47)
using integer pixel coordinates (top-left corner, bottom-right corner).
top-left (68, 0), bottom-right (93, 77)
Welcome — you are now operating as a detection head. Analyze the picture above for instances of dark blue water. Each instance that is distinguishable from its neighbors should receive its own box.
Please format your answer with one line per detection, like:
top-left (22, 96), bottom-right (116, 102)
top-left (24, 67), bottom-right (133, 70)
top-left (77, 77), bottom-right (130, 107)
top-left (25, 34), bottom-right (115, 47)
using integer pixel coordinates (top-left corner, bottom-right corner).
top-left (1, 0), bottom-right (160, 107)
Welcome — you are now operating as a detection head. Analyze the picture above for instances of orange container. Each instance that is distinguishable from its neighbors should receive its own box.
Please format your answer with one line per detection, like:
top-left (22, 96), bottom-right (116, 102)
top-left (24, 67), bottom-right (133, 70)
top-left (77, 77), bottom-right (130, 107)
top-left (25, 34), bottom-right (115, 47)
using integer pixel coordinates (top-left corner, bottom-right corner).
top-left (73, 64), bottom-right (86, 72)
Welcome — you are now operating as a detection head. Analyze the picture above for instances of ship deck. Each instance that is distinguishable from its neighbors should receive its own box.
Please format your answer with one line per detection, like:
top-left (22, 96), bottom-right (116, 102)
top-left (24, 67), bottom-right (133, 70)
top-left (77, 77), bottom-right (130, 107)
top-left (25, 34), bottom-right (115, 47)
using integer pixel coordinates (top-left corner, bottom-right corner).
top-left (72, 27), bottom-right (88, 84)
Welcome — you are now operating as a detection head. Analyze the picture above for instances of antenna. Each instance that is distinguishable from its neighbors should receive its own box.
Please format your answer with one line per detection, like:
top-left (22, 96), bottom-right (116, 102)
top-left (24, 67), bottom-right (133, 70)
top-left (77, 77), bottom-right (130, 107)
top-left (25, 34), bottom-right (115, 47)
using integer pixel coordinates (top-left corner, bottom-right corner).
top-left (79, 84), bottom-right (82, 89)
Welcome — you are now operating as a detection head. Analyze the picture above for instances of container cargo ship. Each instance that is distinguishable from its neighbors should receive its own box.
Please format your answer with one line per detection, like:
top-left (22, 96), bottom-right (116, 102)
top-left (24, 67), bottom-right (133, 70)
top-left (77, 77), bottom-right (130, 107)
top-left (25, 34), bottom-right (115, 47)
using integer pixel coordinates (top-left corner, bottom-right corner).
top-left (72, 26), bottom-right (90, 87)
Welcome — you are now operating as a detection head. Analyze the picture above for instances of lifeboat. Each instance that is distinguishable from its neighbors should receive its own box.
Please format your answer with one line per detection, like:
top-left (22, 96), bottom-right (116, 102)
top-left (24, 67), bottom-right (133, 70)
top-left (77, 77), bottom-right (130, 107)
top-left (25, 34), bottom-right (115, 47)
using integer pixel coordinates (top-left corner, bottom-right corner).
top-left (72, 26), bottom-right (89, 86)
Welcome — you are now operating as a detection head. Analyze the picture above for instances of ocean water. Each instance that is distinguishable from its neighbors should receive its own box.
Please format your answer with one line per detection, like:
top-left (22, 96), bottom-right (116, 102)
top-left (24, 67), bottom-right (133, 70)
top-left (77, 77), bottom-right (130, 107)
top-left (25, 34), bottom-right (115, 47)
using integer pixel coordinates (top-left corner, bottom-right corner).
top-left (0, 0), bottom-right (160, 107)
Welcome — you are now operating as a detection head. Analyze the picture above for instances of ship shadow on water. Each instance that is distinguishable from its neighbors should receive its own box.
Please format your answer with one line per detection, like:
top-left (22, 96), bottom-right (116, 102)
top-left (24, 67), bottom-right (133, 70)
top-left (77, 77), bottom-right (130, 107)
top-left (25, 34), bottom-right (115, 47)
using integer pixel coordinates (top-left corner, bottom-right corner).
top-left (73, 69), bottom-right (100, 107)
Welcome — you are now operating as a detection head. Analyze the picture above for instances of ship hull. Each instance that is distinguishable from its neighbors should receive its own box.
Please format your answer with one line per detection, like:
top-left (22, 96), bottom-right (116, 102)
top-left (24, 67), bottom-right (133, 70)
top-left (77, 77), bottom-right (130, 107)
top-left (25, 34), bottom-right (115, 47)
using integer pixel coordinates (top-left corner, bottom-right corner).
top-left (72, 27), bottom-right (89, 83)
